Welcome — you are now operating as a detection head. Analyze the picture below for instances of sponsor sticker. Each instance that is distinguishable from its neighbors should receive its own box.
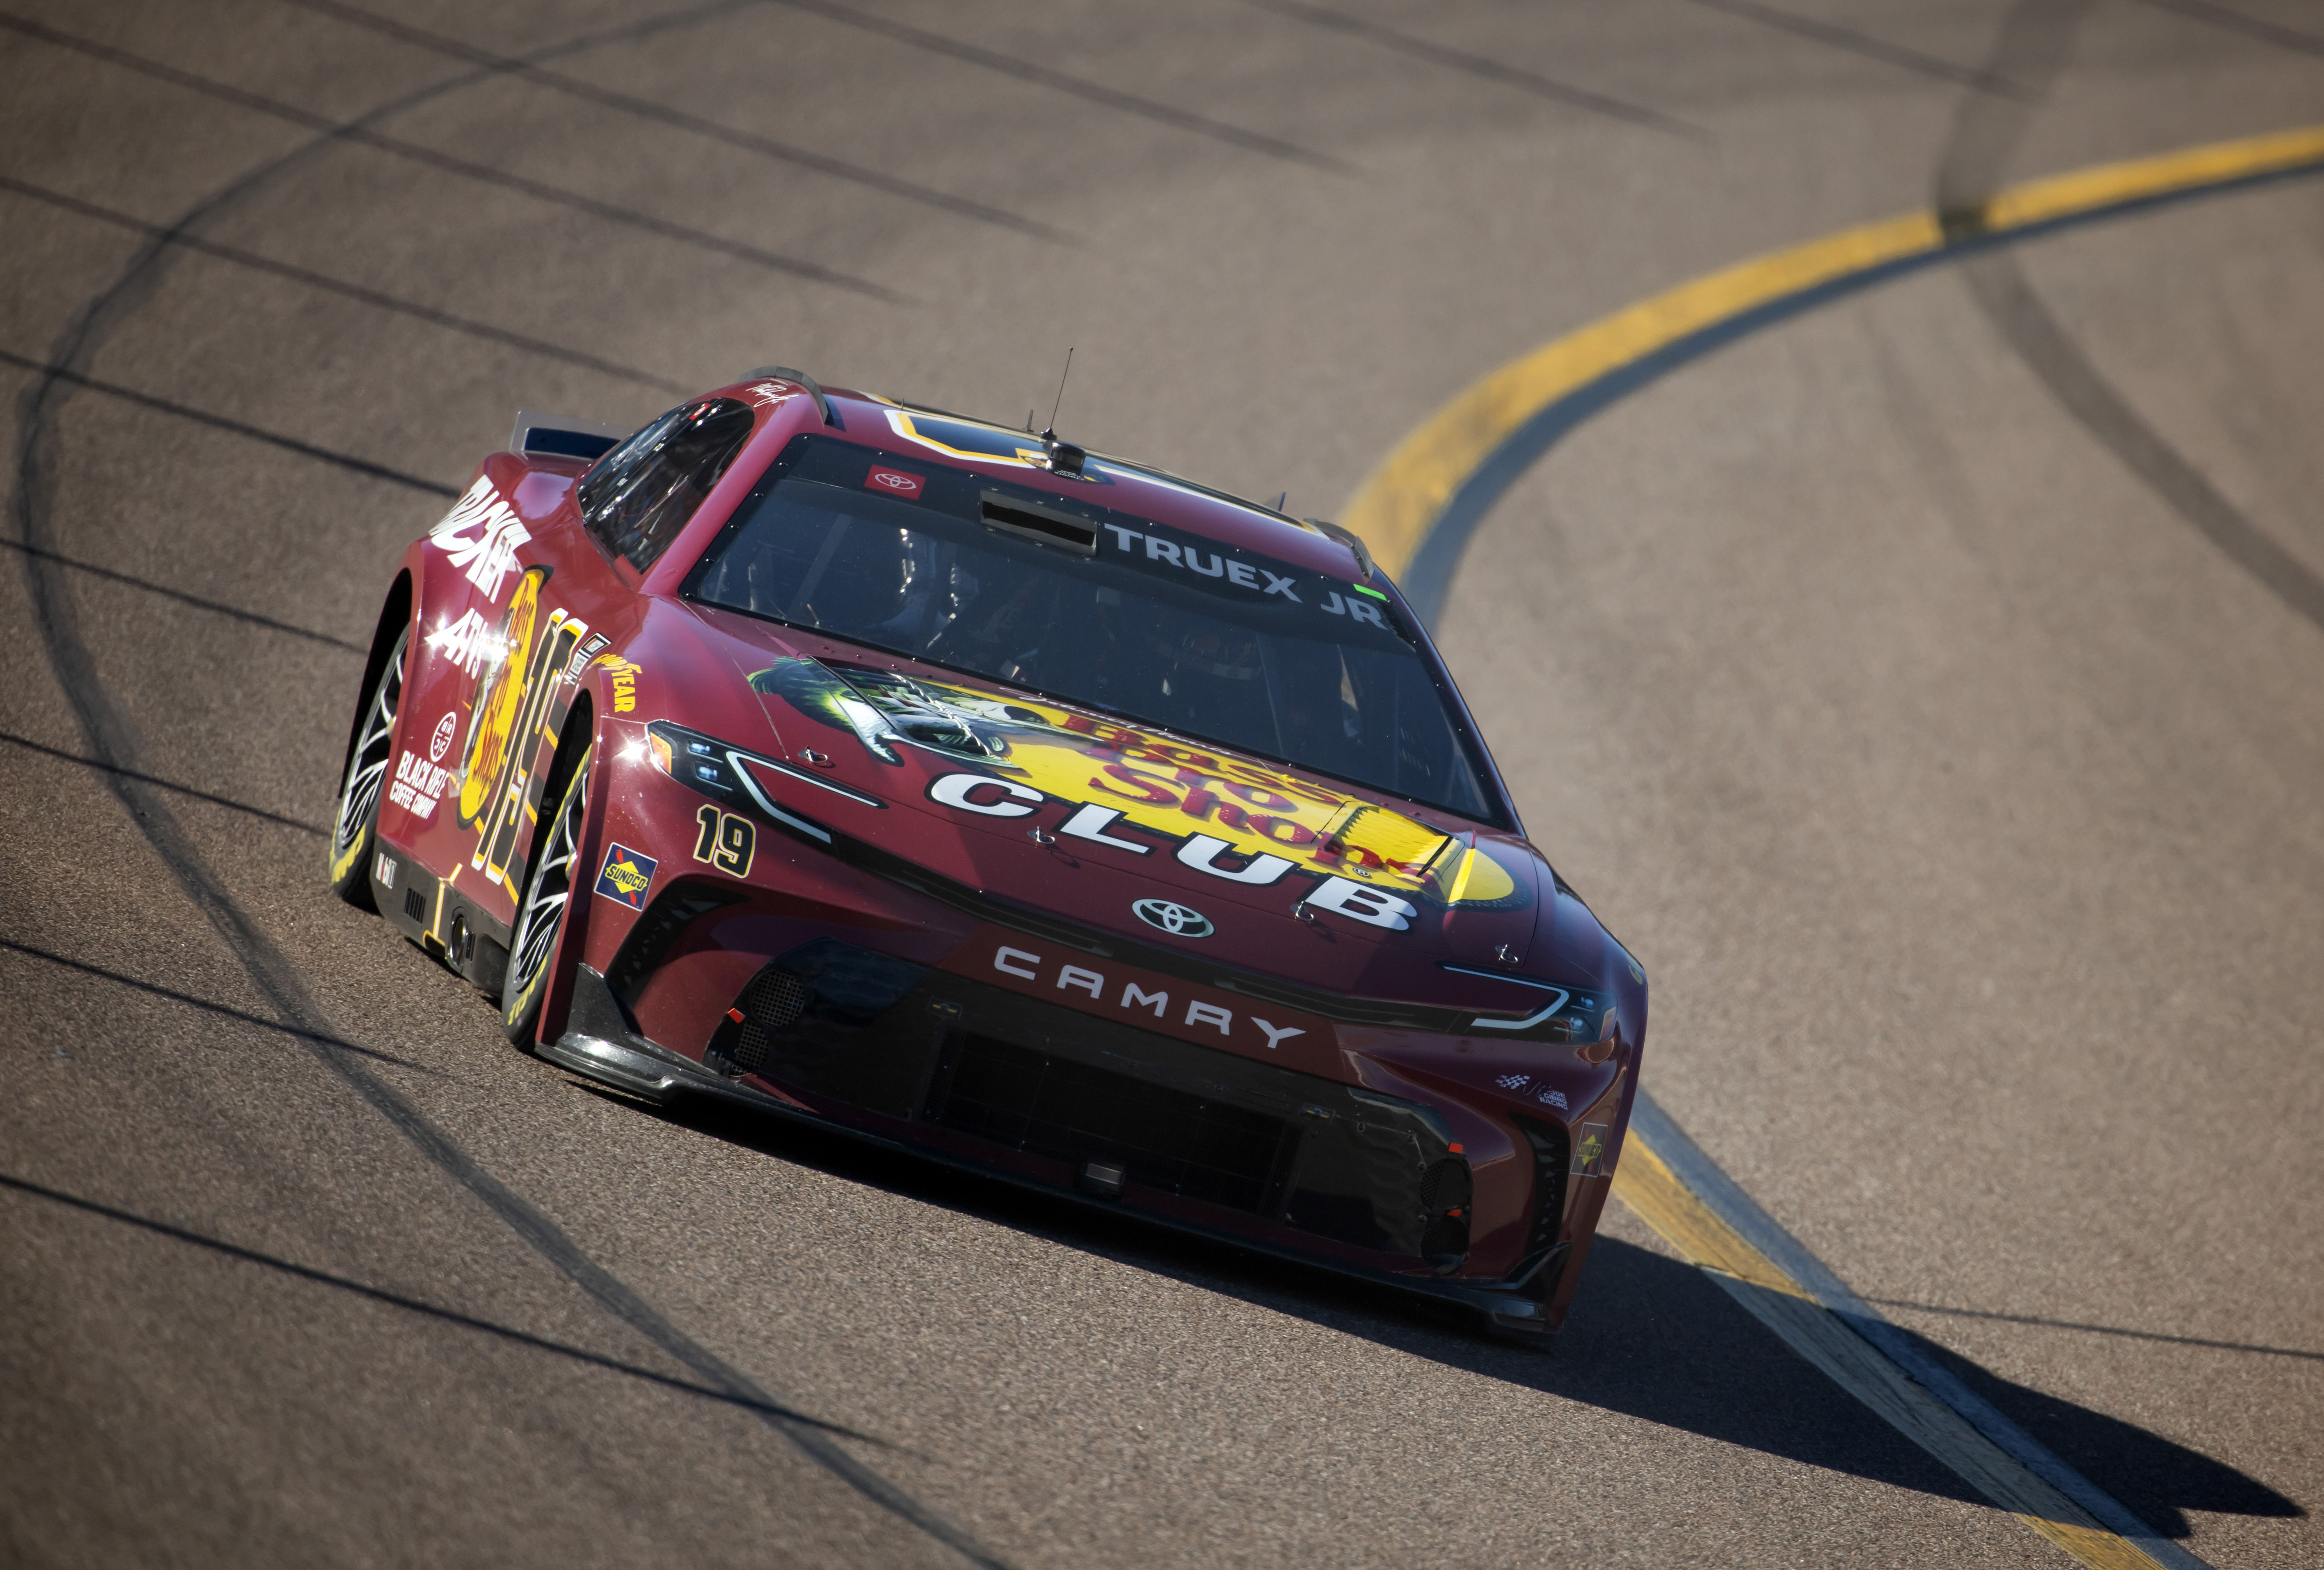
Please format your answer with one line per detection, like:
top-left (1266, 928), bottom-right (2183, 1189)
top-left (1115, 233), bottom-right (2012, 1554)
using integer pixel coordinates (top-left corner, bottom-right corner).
top-left (387, 748), bottom-right (452, 820)
top-left (427, 476), bottom-right (533, 602)
top-left (1494, 1072), bottom-right (1530, 1091)
top-left (1537, 1087), bottom-right (1569, 1111)
top-left (566, 631), bottom-right (611, 680)
top-left (864, 463), bottom-right (926, 499)
top-left (596, 653), bottom-right (642, 714)
top-left (594, 843), bottom-right (657, 910)
top-left (429, 712), bottom-right (458, 763)
top-left (375, 852), bottom-right (397, 888)
top-left (754, 662), bottom-right (1533, 931)
top-left (1571, 1122), bottom-right (1610, 1177)
top-left (425, 608), bottom-right (497, 678)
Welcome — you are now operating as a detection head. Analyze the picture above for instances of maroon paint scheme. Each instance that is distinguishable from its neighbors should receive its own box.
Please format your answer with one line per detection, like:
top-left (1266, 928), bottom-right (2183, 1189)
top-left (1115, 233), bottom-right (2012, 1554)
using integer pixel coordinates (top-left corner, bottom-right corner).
top-left (340, 374), bottom-right (1647, 1337)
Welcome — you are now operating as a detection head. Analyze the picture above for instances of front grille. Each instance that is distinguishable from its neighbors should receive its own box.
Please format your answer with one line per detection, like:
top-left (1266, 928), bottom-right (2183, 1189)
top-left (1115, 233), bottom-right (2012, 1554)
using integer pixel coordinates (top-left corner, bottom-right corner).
top-left (403, 887), bottom-right (426, 922)
top-left (1513, 1114), bottom-right (1571, 1257)
top-left (732, 969), bottom-right (809, 1070)
top-left (927, 1032), bottom-right (1297, 1215)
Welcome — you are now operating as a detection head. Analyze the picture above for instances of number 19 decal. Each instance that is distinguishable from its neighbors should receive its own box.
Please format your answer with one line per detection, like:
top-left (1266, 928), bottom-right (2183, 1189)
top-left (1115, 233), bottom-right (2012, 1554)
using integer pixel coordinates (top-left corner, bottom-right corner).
top-left (692, 805), bottom-right (756, 877)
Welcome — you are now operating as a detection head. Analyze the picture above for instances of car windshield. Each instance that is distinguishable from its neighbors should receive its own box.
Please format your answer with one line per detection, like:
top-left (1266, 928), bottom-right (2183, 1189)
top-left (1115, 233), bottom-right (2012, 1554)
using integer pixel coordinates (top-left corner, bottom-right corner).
top-left (685, 435), bottom-right (1500, 821)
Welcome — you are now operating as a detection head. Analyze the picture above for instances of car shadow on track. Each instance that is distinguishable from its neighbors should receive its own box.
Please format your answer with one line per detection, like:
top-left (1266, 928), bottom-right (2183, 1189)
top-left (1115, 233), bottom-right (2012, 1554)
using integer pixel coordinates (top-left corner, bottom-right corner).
top-left (643, 1091), bottom-right (2300, 1540)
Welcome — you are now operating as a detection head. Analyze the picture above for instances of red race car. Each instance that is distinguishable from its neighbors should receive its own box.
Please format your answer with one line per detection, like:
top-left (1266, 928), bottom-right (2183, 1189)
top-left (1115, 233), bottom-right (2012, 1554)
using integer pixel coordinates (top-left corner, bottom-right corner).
top-left (328, 370), bottom-right (1646, 1337)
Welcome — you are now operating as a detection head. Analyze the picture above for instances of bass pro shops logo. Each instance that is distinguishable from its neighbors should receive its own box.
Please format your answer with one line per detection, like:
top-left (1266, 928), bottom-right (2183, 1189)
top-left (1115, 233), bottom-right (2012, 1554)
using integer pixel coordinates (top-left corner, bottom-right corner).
top-left (1131, 898), bottom-right (1213, 938)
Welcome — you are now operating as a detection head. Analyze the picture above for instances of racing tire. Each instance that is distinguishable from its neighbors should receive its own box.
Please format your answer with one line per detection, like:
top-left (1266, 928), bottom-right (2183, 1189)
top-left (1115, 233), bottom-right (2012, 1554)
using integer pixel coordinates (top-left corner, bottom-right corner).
top-left (502, 743), bottom-right (593, 1048)
top-left (328, 625), bottom-right (408, 910)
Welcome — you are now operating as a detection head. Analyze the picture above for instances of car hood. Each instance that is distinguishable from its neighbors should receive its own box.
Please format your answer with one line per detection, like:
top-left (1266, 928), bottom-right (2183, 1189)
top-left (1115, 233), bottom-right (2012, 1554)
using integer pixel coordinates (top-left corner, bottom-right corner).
top-left (674, 604), bottom-right (1572, 1009)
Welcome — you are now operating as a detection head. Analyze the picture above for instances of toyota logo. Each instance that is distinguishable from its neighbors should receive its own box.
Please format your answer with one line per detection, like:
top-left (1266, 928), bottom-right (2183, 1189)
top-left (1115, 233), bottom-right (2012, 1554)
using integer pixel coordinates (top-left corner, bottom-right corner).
top-left (1133, 898), bottom-right (1213, 938)
top-left (874, 472), bottom-right (914, 489)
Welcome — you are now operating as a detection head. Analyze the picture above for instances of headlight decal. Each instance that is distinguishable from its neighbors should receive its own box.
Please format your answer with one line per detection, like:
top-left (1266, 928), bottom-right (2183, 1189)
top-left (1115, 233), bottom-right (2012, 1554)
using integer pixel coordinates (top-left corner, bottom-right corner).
top-left (645, 719), bottom-right (885, 848)
top-left (1443, 963), bottom-right (1611, 1042)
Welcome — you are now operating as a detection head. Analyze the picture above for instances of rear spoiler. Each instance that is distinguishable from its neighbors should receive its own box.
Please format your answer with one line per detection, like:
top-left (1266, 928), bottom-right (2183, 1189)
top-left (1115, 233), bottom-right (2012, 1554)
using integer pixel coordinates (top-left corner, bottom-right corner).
top-left (510, 409), bottom-right (631, 462)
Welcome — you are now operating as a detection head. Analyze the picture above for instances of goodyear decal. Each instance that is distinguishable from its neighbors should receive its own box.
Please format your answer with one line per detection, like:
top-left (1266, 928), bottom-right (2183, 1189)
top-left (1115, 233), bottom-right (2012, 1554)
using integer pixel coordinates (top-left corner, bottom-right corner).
top-left (597, 653), bottom-right (642, 714)
top-left (594, 843), bottom-right (657, 910)
top-left (752, 658), bottom-right (1529, 914)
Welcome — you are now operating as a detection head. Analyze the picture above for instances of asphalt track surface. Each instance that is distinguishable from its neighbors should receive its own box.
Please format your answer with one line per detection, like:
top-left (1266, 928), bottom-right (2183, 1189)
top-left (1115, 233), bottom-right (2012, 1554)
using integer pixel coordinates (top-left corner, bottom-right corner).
top-left (2, 2), bottom-right (2319, 1566)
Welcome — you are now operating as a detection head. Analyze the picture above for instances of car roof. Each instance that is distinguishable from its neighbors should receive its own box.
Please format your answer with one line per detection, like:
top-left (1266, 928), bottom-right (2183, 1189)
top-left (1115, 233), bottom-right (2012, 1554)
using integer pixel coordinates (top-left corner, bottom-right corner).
top-left (714, 378), bottom-right (1369, 583)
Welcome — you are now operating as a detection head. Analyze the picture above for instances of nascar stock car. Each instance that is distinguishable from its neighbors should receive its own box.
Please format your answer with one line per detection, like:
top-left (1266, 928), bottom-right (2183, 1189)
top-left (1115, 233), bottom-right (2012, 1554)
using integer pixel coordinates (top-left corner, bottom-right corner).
top-left (328, 369), bottom-right (1646, 1337)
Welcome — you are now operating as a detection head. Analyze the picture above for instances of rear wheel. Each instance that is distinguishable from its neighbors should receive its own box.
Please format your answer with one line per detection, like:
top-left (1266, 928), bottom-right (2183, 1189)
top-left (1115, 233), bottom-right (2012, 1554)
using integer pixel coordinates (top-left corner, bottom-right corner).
top-left (328, 626), bottom-right (407, 908)
top-left (502, 744), bottom-right (592, 1047)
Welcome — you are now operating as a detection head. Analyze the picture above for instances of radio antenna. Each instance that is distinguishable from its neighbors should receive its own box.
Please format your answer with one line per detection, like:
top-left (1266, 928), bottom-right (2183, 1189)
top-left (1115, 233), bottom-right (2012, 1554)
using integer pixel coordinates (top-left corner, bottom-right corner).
top-left (1043, 346), bottom-right (1075, 437)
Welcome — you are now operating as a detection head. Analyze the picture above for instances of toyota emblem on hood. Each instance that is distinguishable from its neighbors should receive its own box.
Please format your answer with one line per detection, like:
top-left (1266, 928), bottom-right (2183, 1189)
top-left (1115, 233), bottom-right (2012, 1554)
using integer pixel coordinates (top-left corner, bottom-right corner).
top-left (1133, 898), bottom-right (1213, 938)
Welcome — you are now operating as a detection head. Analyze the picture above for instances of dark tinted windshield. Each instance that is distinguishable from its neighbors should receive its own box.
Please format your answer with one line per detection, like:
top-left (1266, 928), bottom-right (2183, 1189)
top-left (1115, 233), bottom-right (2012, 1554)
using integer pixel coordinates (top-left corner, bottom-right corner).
top-left (686, 436), bottom-right (1500, 821)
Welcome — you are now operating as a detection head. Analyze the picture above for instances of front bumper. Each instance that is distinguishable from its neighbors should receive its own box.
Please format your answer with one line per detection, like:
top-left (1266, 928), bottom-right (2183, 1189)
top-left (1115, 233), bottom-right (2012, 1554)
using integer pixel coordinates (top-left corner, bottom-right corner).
top-left (550, 955), bottom-right (1588, 1338)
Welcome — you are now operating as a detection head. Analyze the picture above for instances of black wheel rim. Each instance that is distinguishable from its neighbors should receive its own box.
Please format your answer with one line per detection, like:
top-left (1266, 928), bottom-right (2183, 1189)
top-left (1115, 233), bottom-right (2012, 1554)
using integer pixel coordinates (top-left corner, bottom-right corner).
top-left (507, 757), bottom-right (588, 1009)
top-left (333, 632), bottom-right (404, 867)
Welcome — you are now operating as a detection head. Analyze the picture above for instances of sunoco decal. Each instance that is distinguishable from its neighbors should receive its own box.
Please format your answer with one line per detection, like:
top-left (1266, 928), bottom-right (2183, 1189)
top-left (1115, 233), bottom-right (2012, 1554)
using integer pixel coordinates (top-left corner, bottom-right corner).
top-left (594, 843), bottom-right (657, 909)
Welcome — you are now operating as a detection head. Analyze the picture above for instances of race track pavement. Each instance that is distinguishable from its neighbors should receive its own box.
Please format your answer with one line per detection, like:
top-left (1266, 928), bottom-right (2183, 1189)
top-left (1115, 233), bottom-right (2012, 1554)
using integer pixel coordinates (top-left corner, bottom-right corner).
top-left (2, 2), bottom-right (2317, 1566)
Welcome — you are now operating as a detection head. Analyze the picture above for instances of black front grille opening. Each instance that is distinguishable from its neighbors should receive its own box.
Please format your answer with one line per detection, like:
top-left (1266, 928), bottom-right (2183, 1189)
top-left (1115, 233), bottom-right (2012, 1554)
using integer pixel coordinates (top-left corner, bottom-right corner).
top-left (732, 969), bottom-right (810, 1071)
top-left (403, 887), bottom-right (426, 922)
top-left (1418, 1157), bottom-right (1473, 1274)
top-left (1508, 1115), bottom-right (1572, 1300)
top-left (930, 1032), bottom-right (1292, 1214)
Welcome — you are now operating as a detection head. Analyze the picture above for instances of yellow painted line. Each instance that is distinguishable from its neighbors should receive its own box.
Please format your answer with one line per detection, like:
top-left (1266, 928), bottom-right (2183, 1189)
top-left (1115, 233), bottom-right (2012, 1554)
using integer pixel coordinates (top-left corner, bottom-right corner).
top-left (1341, 123), bottom-right (2324, 580)
top-left (1614, 1143), bottom-right (2171, 1569)
top-left (1333, 126), bottom-right (2324, 1570)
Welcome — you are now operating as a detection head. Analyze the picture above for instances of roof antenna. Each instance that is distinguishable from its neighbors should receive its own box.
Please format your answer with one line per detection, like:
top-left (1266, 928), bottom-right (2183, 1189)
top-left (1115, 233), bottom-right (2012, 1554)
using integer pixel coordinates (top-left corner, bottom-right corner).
top-left (1042, 346), bottom-right (1075, 438)
top-left (1273, 492), bottom-right (1287, 513)
top-left (1039, 347), bottom-right (1087, 476)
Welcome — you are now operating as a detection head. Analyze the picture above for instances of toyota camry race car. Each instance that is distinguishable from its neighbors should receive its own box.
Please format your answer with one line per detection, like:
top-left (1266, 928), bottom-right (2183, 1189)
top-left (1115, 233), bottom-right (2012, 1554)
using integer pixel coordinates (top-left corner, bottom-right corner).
top-left (329, 370), bottom-right (1647, 1337)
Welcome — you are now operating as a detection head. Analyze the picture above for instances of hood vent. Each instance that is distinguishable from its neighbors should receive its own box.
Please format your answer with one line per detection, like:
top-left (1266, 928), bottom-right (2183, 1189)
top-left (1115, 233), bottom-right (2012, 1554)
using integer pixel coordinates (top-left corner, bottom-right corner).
top-left (979, 490), bottom-right (1096, 556)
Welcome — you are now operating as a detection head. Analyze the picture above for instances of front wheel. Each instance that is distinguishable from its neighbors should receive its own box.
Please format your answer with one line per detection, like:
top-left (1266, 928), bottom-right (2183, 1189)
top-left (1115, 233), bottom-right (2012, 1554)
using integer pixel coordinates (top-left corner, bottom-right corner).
top-left (328, 626), bottom-right (408, 908)
top-left (502, 744), bottom-right (592, 1047)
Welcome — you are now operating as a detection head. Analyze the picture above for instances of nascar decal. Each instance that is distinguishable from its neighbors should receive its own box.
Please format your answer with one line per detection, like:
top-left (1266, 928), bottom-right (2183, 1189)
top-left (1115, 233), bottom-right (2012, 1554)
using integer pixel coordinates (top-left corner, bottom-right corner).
top-left (594, 843), bottom-right (657, 910)
top-left (752, 659), bottom-right (1530, 916)
top-left (428, 476), bottom-right (532, 602)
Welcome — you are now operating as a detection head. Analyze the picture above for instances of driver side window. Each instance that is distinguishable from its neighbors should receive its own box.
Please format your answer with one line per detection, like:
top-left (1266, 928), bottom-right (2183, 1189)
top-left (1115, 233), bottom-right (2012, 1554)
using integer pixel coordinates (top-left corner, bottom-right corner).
top-left (579, 398), bottom-right (757, 571)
